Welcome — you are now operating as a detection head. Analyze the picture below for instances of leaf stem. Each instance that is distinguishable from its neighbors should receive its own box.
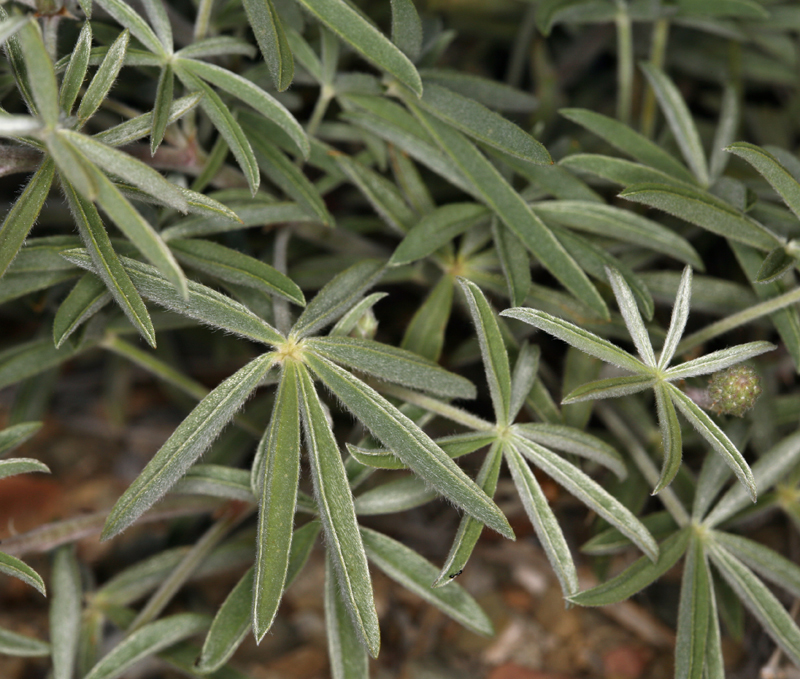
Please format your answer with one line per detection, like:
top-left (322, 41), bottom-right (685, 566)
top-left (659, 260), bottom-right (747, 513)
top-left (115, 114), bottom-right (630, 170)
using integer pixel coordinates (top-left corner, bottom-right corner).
top-left (306, 85), bottom-right (334, 138)
top-left (640, 18), bottom-right (670, 139)
top-left (676, 286), bottom-right (800, 356)
top-left (615, 0), bottom-right (633, 125)
top-left (193, 0), bottom-right (216, 41)
top-left (376, 383), bottom-right (496, 433)
top-left (597, 404), bottom-right (690, 527)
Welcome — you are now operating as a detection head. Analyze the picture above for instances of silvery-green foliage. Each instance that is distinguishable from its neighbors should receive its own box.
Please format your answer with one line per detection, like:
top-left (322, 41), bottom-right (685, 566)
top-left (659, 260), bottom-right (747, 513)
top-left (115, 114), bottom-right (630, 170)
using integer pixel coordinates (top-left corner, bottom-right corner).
top-left (0, 0), bottom-right (799, 677)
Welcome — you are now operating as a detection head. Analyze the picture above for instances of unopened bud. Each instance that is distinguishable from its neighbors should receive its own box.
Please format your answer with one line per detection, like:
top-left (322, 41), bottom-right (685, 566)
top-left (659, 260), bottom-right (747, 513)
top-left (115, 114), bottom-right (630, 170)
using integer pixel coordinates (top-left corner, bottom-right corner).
top-left (708, 365), bottom-right (762, 417)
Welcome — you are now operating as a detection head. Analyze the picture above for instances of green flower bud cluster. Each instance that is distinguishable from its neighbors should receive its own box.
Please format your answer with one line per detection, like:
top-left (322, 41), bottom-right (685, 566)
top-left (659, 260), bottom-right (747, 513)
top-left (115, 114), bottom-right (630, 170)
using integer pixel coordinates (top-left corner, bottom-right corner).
top-left (708, 365), bottom-right (762, 417)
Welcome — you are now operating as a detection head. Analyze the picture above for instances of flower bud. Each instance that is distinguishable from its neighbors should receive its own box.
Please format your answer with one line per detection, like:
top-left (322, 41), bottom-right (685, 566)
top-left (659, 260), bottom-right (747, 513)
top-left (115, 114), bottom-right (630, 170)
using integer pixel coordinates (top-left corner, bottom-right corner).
top-left (708, 365), bottom-right (762, 417)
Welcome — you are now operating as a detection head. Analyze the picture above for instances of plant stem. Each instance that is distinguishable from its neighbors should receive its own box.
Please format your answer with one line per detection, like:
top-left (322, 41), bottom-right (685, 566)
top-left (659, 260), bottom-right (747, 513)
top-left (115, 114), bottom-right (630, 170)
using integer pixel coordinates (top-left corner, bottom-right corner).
top-left (676, 286), bottom-right (800, 356)
top-left (306, 85), bottom-right (334, 138)
top-left (506, 3), bottom-right (537, 88)
top-left (193, 0), bottom-right (215, 41)
top-left (597, 404), bottom-right (690, 527)
top-left (615, 0), bottom-right (633, 125)
top-left (377, 383), bottom-right (496, 433)
top-left (128, 503), bottom-right (252, 632)
top-left (273, 228), bottom-right (292, 335)
top-left (640, 18), bottom-right (670, 138)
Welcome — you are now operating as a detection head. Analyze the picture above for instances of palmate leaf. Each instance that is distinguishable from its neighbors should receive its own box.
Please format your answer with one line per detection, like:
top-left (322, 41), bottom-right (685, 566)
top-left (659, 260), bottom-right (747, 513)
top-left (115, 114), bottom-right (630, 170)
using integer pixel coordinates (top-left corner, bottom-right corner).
top-left (297, 364), bottom-right (380, 657)
top-left (659, 265), bottom-right (692, 370)
top-left (304, 352), bottom-right (513, 539)
top-left (101, 353), bottom-right (276, 540)
top-left (562, 374), bottom-right (657, 404)
top-left (664, 341), bottom-right (775, 381)
top-left (404, 102), bottom-right (608, 318)
top-left (605, 267), bottom-right (655, 367)
top-left (252, 361), bottom-right (300, 641)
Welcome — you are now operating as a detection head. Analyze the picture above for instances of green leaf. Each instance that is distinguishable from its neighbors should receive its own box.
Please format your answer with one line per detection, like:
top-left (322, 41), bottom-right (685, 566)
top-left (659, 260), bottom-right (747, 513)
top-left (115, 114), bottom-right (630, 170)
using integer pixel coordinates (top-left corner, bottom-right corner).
top-left (562, 374), bottom-right (657, 404)
top-left (51, 546), bottom-right (82, 679)
top-left (0, 14), bottom-right (28, 48)
top-left (175, 36), bottom-right (256, 60)
top-left (169, 239), bottom-right (305, 306)
top-left (0, 337), bottom-right (86, 390)
top-left (709, 542), bottom-right (800, 667)
top-left (174, 465), bottom-right (254, 502)
top-left (390, 0), bottom-right (422, 61)
top-left (77, 29), bottom-right (129, 124)
top-left (0, 627), bottom-right (50, 657)
top-left (175, 68), bottom-right (259, 195)
top-left (667, 383), bottom-right (756, 502)
top-left (0, 421), bottom-right (42, 455)
top-left (401, 275), bottom-right (453, 361)
top-left (458, 278), bottom-right (512, 425)
top-left (297, 365), bottom-right (380, 657)
top-left (756, 247), bottom-right (794, 284)
top-left (561, 153), bottom-right (694, 188)
top-left (536, 0), bottom-right (596, 35)
top-left (390, 203), bottom-right (487, 266)
top-left (92, 0), bottom-right (165, 57)
top-left (676, 0), bottom-right (769, 19)
top-left (433, 441), bottom-right (503, 587)
top-left (727, 141), bottom-right (800, 222)
top-left (509, 342), bottom-right (539, 423)
top-left (16, 21), bottom-right (59, 126)
top-left (293, 0), bottom-right (422, 95)
top-left (709, 84), bottom-right (740, 181)
top-left (354, 476), bottom-right (437, 515)
top-left (101, 353), bottom-right (276, 540)
top-left (61, 250), bottom-right (284, 346)
top-left (360, 527), bottom-right (493, 636)
top-left (0, 159), bottom-right (55, 279)
top-left (675, 538), bottom-right (710, 679)
top-left (658, 265), bottom-right (692, 370)
top-left (53, 274), bottom-right (112, 348)
top-left (178, 59), bottom-right (308, 159)
top-left (570, 528), bottom-right (690, 606)
top-left (83, 614), bottom-right (210, 679)
top-left (140, 0), bottom-right (172, 51)
top-left (639, 63), bottom-right (709, 186)
top-left (619, 183), bottom-right (780, 251)
top-left (331, 293), bottom-right (388, 337)
top-left (500, 308), bottom-right (645, 373)
top-left (705, 429), bottom-right (800, 527)
top-left (62, 180), bottom-right (156, 348)
top-left (93, 93), bottom-right (203, 147)
top-left (305, 353), bottom-right (513, 539)
top-left (492, 220), bottom-right (531, 306)
top-left (653, 382), bottom-right (683, 495)
top-left (59, 22), bottom-right (92, 115)
top-left (308, 336), bottom-right (475, 399)
top-left (560, 108), bottom-right (696, 183)
top-left (0, 457), bottom-right (49, 480)
top-left (61, 131), bottom-right (188, 214)
top-left (515, 436), bottom-right (658, 561)
top-left (419, 83), bottom-right (551, 166)
top-left (243, 0), bottom-right (293, 90)
top-left (504, 442), bottom-right (578, 596)
top-left (532, 201), bottom-right (702, 270)
top-left (333, 152), bottom-right (415, 233)
top-left (513, 423), bottom-right (626, 479)
top-left (665, 341), bottom-right (775, 381)
top-left (252, 362), bottom-right (301, 641)
top-left (713, 531), bottom-right (800, 599)
top-left (606, 267), bottom-right (656, 367)
top-left (346, 431), bottom-right (496, 470)
top-left (242, 120), bottom-right (332, 226)
top-left (292, 260), bottom-right (384, 339)
top-left (405, 104), bottom-right (607, 318)
top-left (420, 69), bottom-right (538, 113)
top-left (582, 511), bottom-right (678, 556)
top-left (150, 64), bottom-right (173, 155)
top-left (0, 552), bottom-right (45, 595)
top-left (325, 554), bottom-right (369, 679)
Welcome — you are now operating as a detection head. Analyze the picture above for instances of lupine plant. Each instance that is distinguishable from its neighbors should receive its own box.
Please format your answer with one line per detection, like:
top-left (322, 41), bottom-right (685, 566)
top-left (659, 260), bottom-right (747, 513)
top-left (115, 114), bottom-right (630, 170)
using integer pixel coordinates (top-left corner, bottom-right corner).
top-left (1, 0), bottom-right (800, 677)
